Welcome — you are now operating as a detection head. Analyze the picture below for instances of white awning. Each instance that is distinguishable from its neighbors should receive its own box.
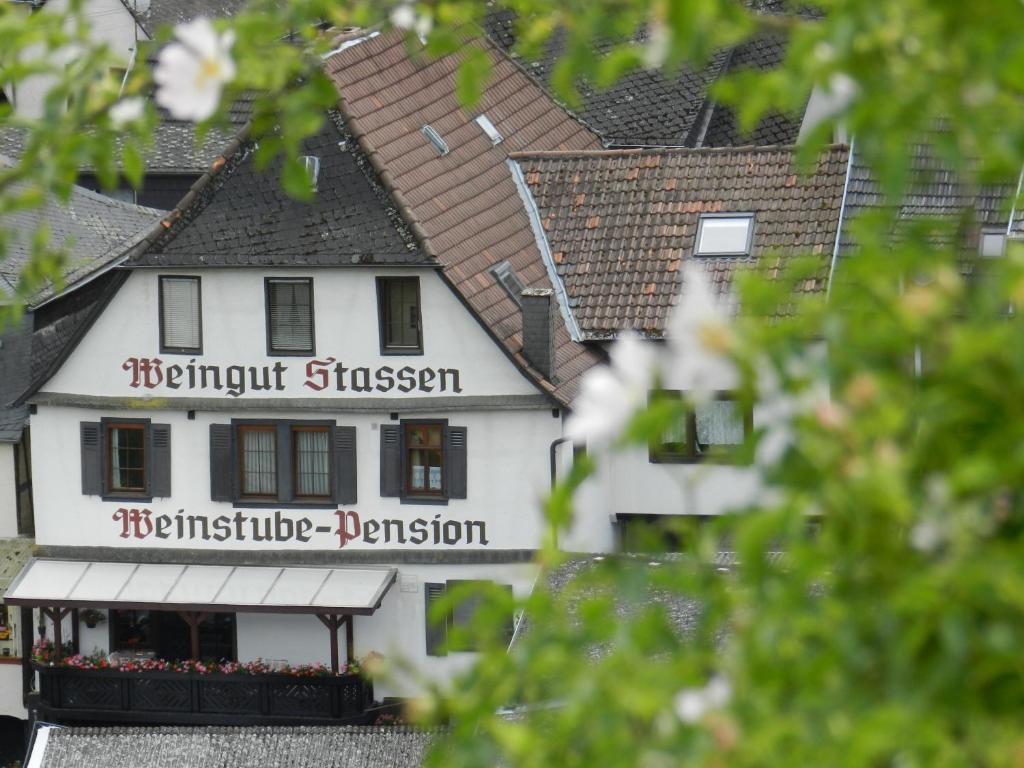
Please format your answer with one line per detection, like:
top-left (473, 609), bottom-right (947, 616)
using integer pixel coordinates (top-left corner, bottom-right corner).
top-left (3, 559), bottom-right (397, 615)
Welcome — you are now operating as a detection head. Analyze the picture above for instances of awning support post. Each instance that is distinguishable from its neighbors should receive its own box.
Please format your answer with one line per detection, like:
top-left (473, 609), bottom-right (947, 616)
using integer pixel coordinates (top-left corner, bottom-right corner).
top-left (345, 615), bottom-right (354, 666)
top-left (177, 611), bottom-right (209, 660)
top-left (316, 613), bottom-right (353, 674)
top-left (41, 607), bottom-right (71, 661)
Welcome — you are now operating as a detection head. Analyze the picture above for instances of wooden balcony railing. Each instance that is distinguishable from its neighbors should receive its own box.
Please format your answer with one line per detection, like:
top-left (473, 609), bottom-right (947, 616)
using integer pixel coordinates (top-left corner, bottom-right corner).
top-left (33, 664), bottom-right (375, 725)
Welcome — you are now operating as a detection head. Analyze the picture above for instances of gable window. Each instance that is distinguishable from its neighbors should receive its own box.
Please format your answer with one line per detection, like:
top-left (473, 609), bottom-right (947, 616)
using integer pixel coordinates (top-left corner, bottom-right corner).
top-left (380, 421), bottom-right (467, 503)
top-left (377, 277), bottom-right (422, 354)
top-left (266, 278), bottom-right (315, 355)
top-left (211, 421), bottom-right (356, 507)
top-left (80, 419), bottom-right (171, 500)
top-left (159, 276), bottom-right (202, 354)
top-left (424, 580), bottom-right (513, 656)
top-left (649, 391), bottom-right (752, 464)
top-left (695, 214), bottom-right (755, 256)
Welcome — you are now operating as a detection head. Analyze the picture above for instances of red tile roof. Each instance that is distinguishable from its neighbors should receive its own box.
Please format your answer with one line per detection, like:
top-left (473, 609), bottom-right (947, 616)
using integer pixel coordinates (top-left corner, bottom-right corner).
top-left (325, 30), bottom-right (604, 405)
top-left (511, 145), bottom-right (851, 338)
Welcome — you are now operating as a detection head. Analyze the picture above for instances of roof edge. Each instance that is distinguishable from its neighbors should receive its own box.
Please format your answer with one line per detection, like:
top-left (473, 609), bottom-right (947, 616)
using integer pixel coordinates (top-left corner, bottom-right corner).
top-left (508, 143), bottom-right (852, 160)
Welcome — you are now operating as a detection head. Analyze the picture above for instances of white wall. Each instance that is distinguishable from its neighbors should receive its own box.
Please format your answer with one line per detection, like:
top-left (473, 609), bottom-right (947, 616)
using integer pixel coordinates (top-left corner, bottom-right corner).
top-left (0, 444), bottom-right (17, 538)
top-left (0, 664), bottom-right (25, 719)
top-left (12, 0), bottom-right (147, 119)
top-left (45, 269), bottom-right (539, 399)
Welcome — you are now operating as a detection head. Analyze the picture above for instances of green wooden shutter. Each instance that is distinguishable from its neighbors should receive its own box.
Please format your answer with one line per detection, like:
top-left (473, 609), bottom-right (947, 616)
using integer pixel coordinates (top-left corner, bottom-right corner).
top-left (209, 424), bottom-right (234, 502)
top-left (380, 424), bottom-right (402, 497)
top-left (150, 424), bottom-right (172, 498)
top-left (424, 582), bottom-right (448, 656)
top-left (333, 426), bottom-right (358, 504)
top-left (80, 422), bottom-right (102, 496)
top-left (445, 426), bottom-right (467, 499)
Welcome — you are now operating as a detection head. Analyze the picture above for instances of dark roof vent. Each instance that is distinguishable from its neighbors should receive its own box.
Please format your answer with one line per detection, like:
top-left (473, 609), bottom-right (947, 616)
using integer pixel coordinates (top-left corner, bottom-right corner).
top-left (491, 260), bottom-right (525, 305)
top-left (421, 125), bottom-right (449, 156)
top-left (301, 155), bottom-right (321, 192)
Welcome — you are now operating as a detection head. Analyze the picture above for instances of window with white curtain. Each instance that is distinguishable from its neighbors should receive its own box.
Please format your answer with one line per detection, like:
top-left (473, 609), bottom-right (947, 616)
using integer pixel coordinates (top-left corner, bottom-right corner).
top-left (239, 426), bottom-right (277, 497)
top-left (159, 276), bottom-right (202, 353)
top-left (293, 427), bottom-right (330, 497)
top-left (649, 391), bottom-right (751, 463)
top-left (266, 278), bottom-right (314, 354)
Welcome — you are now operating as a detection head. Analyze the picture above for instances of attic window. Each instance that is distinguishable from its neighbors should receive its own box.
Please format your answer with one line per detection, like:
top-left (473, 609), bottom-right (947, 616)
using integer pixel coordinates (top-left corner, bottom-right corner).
top-left (980, 229), bottom-right (1007, 258)
top-left (474, 115), bottom-right (503, 145)
top-left (695, 214), bottom-right (754, 257)
top-left (491, 261), bottom-right (525, 305)
top-left (301, 155), bottom-right (321, 192)
top-left (421, 125), bottom-right (449, 156)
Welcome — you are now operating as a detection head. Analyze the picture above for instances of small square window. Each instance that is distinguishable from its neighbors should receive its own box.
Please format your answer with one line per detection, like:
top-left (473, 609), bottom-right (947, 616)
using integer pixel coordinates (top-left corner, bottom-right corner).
top-left (980, 229), bottom-right (1007, 258)
top-left (649, 391), bottom-right (751, 463)
top-left (159, 276), bottom-right (202, 353)
top-left (695, 215), bottom-right (754, 256)
top-left (266, 278), bottom-right (315, 355)
top-left (377, 277), bottom-right (423, 354)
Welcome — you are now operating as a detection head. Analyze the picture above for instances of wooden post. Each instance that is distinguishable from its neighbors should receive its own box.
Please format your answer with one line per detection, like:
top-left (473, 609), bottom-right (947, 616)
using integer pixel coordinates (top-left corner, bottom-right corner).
top-left (71, 609), bottom-right (80, 655)
top-left (42, 607), bottom-right (71, 661)
top-left (316, 614), bottom-right (344, 674)
top-left (177, 611), bottom-right (209, 660)
top-left (345, 615), bottom-right (354, 665)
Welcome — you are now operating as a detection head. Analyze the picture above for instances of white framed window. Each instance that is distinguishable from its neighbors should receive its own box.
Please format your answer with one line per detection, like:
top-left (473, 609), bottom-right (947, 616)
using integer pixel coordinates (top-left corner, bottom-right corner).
top-left (695, 214), bottom-right (755, 256)
top-left (980, 229), bottom-right (1007, 258)
top-left (159, 276), bottom-right (202, 354)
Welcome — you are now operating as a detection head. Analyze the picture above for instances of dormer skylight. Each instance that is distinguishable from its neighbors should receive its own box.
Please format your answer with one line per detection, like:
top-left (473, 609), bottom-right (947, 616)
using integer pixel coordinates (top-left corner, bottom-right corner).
top-left (474, 114), bottom-right (503, 145)
top-left (421, 125), bottom-right (449, 156)
top-left (301, 155), bottom-right (321, 192)
top-left (979, 228), bottom-right (1007, 258)
top-left (491, 260), bottom-right (525, 305)
top-left (695, 214), bottom-right (755, 256)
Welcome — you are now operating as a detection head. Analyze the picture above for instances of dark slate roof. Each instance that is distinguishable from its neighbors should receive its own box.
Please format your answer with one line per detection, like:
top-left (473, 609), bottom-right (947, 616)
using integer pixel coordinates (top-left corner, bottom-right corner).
top-left (513, 145), bottom-right (850, 338)
top-left (0, 315), bottom-right (32, 442)
top-left (122, 0), bottom-right (249, 38)
top-left (701, 34), bottom-right (806, 148)
top-left (840, 142), bottom-right (1020, 253)
top-left (34, 725), bottom-right (433, 768)
top-left (324, 31), bottom-right (604, 406)
top-left (0, 165), bottom-right (161, 305)
top-left (134, 112), bottom-right (430, 267)
top-left (485, 4), bottom-right (808, 149)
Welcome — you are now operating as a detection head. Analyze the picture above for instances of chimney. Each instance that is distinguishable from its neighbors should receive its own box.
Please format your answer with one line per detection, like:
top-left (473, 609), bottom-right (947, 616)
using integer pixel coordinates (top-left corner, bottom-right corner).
top-left (521, 288), bottom-right (555, 379)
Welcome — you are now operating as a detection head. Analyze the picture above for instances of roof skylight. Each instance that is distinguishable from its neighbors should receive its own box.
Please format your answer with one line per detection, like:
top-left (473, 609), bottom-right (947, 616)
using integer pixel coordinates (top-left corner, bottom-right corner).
top-left (491, 260), bottom-right (526, 305)
top-left (474, 114), bottom-right (503, 145)
top-left (421, 125), bottom-right (449, 156)
top-left (980, 229), bottom-right (1007, 258)
top-left (695, 214), bottom-right (754, 256)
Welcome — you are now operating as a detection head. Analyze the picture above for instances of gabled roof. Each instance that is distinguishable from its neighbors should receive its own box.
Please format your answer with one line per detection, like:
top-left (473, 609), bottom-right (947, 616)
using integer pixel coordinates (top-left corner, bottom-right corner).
top-left (512, 145), bottom-right (851, 339)
top-left (133, 112), bottom-right (430, 267)
top-left (121, 0), bottom-right (248, 37)
top-left (485, 3), bottom-right (808, 149)
top-left (324, 30), bottom-right (605, 405)
top-left (0, 163), bottom-right (161, 305)
top-left (31, 725), bottom-right (432, 768)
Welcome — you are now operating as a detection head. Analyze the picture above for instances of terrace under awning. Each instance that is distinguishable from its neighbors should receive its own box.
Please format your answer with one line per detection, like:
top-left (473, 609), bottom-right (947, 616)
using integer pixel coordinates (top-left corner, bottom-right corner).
top-left (4, 559), bottom-right (398, 670)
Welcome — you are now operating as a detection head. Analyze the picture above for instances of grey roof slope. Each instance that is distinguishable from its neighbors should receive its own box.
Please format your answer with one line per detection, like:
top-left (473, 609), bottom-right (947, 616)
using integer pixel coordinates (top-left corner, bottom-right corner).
top-left (135, 112), bottom-right (430, 267)
top-left (35, 726), bottom-right (433, 768)
top-left (840, 142), bottom-right (1020, 253)
top-left (123, 0), bottom-right (249, 37)
top-left (485, 4), bottom-right (808, 149)
top-left (0, 166), bottom-right (161, 304)
top-left (0, 315), bottom-right (31, 442)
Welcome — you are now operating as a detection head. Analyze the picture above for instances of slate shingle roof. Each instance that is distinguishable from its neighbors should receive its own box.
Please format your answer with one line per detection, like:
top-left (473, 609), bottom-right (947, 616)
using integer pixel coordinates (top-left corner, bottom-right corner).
top-left (0, 315), bottom-right (32, 442)
top-left (34, 725), bottom-right (433, 768)
top-left (0, 166), bottom-right (161, 304)
top-left (485, 4), bottom-right (808, 149)
top-left (135, 113), bottom-right (429, 267)
top-left (123, 0), bottom-right (249, 37)
top-left (513, 145), bottom-right (851, 338)
top-left (324, 31), bottom-right (605, 405)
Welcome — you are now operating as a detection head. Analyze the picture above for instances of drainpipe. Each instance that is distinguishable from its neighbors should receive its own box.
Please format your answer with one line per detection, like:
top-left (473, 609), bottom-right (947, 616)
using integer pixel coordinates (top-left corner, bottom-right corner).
top-left (548, 436), bottom-right (573, 549)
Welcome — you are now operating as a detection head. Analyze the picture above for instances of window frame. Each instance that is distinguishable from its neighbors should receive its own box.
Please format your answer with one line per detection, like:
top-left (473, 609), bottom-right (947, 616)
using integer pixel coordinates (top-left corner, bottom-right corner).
top-left (158, 275), bottom-right (203, 355)
top-left (979, 228), bottom-right (1008, 258)
top-left (237, 424), bottom-right (280, 501)
top-left (648, 390), bottom-right (753, 465)
top-left (401, 418), bottom-right (448, 503)
top-left (376, 276), bottom-right (424, 355)
top-left (102, 418), bottom-right (151, 499)
top-left (695, 213), bottom-right (756, 257)
top-left (264, 277), bottom-right (316, 357)
top-left (425, 580), bottom-right (514, 656)
top-left (230, 419), bottom-right (337, 509)
top-left (291, 424), bottom-right (333, 502)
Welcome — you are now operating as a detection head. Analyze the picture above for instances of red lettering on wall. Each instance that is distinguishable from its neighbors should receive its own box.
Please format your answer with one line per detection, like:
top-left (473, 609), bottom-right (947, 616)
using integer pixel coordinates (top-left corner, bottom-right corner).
top-left (335, 510), bottom-right (361, 548)
top-left (122, 357), bottom-right (164, 388)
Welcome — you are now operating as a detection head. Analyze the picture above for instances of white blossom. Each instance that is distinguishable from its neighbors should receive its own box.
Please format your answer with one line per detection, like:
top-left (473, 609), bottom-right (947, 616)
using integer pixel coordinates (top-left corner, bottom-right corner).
top-left (910, 518), bottom-right (944, 553)
top-left (566, 331), bottom-right (657, 449)
top-left (154, 18), bottom-right (236, 122)
top-left (673, 675), bottom-right (732, 724)
top-left (643, 21), bottom-right (670, 69)
top-left (390, 4), bottom-right (417, 30)
top-left (666, 263), bottom-right (737, 403)
top-left (108, 97), bottom-right (145, 128)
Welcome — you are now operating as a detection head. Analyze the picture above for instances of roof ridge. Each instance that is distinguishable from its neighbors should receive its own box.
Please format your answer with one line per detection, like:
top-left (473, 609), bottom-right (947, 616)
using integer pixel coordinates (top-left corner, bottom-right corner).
top-left (508, 143), bottom-right (851, 160)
